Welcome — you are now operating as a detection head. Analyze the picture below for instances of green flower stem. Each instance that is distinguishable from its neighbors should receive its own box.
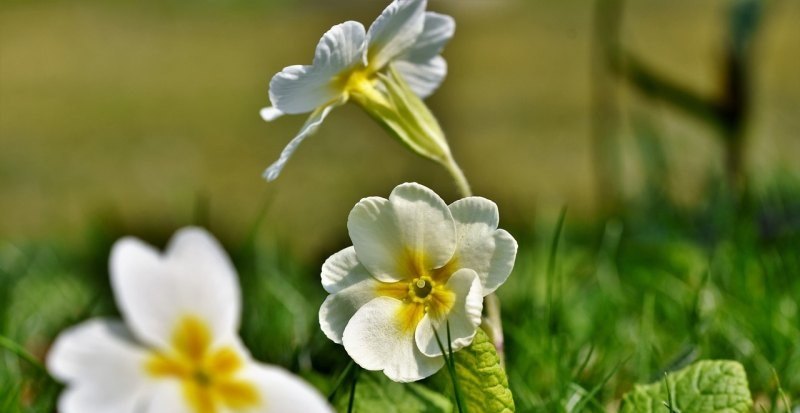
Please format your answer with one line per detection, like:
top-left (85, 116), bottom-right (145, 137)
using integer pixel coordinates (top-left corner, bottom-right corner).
top-left (433, 323), bottom-right (467, 413)
top-left (327, 360), bottom-right (356, 402)
top-left (443, 156), bottom-right (472, 200)
top-left (347, 366), bottom-right (359, 413)
top-left (443, 156), bottom-right (506, 369)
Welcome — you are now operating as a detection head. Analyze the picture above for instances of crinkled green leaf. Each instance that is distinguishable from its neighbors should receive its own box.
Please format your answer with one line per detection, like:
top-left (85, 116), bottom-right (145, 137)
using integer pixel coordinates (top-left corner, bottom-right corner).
top-left (334, 370), bottom-right (452, 413)
top-left (453, 328), bottom-right (515, 413)
top-left (620, 360), bottom-right (753, 413)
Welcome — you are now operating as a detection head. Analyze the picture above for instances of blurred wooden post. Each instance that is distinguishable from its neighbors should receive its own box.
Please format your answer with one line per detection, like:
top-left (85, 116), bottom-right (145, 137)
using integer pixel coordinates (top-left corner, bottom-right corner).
top-left (721, 0), bottom-right (762, 195)
top-left (607, 0), bottom-right (763, 199)
top-left (591, 0), bottom-right (625, 215)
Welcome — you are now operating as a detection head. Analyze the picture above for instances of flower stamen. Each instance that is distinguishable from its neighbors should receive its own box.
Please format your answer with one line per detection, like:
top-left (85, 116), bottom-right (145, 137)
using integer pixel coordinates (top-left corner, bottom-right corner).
top-left (381, 274), bottom-right (457, 334)
top-left (411, 276), bottom-right (433, 300)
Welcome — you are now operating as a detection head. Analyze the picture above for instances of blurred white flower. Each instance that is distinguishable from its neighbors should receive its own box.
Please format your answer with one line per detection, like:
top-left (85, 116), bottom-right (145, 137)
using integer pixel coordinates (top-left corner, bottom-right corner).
top-left (47, 227), bottom-right (332, 413)
top-left (318, 183), bottom-right (517, 382)
top-left (260, 0), bottom-right (455, 181)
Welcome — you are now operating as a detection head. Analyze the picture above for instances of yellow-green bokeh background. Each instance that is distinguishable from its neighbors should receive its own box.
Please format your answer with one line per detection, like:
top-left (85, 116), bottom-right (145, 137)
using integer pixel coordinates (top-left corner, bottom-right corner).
top-left (2, 0), bottom-right (799, 256)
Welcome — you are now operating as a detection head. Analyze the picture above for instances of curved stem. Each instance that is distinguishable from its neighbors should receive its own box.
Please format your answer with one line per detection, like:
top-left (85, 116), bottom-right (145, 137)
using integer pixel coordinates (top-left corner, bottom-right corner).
top-left (442, 156), bottom-right (506, 368)
top-left (443, 156), bottom-right (472, 198)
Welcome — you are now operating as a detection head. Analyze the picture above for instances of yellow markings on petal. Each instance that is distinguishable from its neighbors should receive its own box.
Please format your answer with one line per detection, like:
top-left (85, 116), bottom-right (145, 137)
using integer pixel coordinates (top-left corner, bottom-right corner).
top-left (216, 379), bottom-right (260, 409)
top-left (383, 277), bottom-right (457, 334)
top-left (399, 248), bottom-right (430, 280)
top-left (431, 256), bottom-right (460, 284)
top-left (172, 315), bottom-right (212, 362)
top-left (427, 288), bottom-right (456, 321)
top-left (356, 240), bottom-right (464, 338)
top-left (393, 285), bottom-right (455, 333)
top-left (374, 248), bottom-right (462, 334)
top-left (396, 302), bottom-right (426, 333)
top-left (146, 354), bottom-right (192, 379)
top-left (207, 347), bottom-right (243, 377)
top-left (184, 382), bottom-right (216, 413)
top-left (183, 378), bottom-right (259, 413)
top-left (143, 315), bottom-right (260, 413)
top-left (343, 70), bottom-right (372, 93)
top-left (333, 65), bottom-right (389, 108)
top-left (375, 281), bottom-right (408, 300)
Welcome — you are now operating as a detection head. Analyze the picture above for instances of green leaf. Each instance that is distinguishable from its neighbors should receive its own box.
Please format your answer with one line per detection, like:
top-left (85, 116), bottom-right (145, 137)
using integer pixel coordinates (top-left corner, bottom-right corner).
top-left (619, 360), bottom-right (753, 413)
top-left (334, 370), bottom-right (453, 413)
top-left (453, 328), bottom-right (515, 413)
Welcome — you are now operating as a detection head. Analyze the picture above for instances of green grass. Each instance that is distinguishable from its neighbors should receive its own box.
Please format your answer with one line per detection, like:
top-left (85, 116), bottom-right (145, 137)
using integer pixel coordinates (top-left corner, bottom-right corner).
top-left (1, 177), bottom-right (798, 412)
top-left (501, 183), bottom-right (800, 411)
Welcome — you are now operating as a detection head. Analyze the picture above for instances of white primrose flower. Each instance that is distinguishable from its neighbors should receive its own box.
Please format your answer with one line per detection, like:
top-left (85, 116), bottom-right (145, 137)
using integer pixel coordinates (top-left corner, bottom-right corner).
top-left (47, 227), bottom-right (332, 413)
top-left (318, 183), bottom-right (518, 382)
top-left (260, 0), bottom-right (456, 181)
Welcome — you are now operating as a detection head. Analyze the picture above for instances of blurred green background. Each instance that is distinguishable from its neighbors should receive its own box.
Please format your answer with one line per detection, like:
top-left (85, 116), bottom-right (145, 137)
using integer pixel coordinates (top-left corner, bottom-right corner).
top-left (2, 0), bottom-right (798, 256)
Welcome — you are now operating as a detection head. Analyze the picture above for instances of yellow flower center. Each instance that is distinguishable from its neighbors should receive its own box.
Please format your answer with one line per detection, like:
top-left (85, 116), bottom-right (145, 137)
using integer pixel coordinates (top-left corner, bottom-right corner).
top-left (411, 277), bottom-right (433, 300)
top-left (376, 251), bottom-right (459, 334)
top-left (334, 65), bottom-right (389, 107)
top-left (145, 316), bottom-right (259, 413)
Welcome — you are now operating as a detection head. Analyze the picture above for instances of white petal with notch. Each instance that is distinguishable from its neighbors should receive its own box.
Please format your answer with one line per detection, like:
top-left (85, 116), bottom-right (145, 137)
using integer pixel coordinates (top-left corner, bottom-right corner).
top-left (342, 296), bottom-right (445, 382)
top-left (449, 197), bottom-right (518, 295)
top-left (110, 227), bottom-right (241, 351)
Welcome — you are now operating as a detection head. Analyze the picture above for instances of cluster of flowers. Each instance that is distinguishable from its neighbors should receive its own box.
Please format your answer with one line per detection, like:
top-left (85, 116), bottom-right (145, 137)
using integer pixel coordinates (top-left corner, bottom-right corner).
top-left (47, 1), bottom-right (517, 412)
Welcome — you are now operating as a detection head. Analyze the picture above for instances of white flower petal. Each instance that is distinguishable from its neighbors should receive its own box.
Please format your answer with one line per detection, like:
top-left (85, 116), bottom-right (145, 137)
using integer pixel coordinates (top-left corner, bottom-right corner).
top-left (485, 229), bottom-right (518, 294)
top-left (348, 184), bottom-right (455, 282)
top-left (415, 269), bottom-right (483, 357)
top-left (146, 381), bottom-right (193, 413)
top-left (268, 65), bottom-right (341, 115)
top-left (268, 22), bottom-right (364, 115)
top-left (319, 276), bottom-right (380, 344)
top-left (240, 363), bottom-right (333, 413)
top-left (110, 228), bottom-right (242, 350)
top-left (402, 12), bottom-right (455, 63)
top-left (392, 12), bottom-right (453, 98)
top-left (58, 387), bottom-right (151, 413)
top-left (263, 97), bottom-right (345, 181)
top-left (347, 196), bottom-right (406, 283)
top-left (318, 248), bottom-right (383, 343)
top-left (342, 297), bottom-right (444, 382)
top-left (365, 0), bottom-right (427, 70)
top-left (449, 197), bottom-right (518, 295)
top-left (46, 319), bottom-right (150, 413)
top-left (321, 246), bottom-right (371, 294)
top-left (450, 196), bottom-right (499, 229)
top-left (347, 183), bottom-right (456, 282)
top-left (260, 106), bottom-right (284, 122)
top-left (313, 21), bottom-right (366, 72)
top-left (393, 56), bottom-right (447, 99)
top-left (388, 182), bottom-right (456, 270)
top-left (166, 227), bottom-right (241, 323)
